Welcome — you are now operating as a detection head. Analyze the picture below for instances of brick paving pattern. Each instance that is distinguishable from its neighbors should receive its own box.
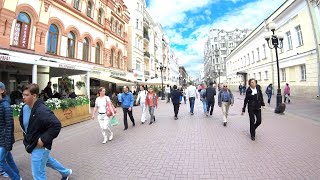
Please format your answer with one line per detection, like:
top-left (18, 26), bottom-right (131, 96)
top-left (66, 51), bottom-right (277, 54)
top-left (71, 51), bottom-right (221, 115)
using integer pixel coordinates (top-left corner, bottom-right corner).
top-left (2, 94), bottom-right (320, 179)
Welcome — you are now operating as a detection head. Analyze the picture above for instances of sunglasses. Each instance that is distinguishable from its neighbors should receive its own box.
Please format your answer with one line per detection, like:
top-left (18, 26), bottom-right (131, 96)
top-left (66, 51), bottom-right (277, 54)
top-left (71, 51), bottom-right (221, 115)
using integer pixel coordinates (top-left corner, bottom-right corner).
top-left (223, 86), bottom-right (227, 87)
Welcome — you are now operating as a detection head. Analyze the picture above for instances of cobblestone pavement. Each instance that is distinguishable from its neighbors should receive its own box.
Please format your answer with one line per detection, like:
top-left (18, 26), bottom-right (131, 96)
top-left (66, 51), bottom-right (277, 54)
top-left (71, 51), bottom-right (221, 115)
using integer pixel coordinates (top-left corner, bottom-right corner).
top-left (3, 94), bottom-right (320, 180)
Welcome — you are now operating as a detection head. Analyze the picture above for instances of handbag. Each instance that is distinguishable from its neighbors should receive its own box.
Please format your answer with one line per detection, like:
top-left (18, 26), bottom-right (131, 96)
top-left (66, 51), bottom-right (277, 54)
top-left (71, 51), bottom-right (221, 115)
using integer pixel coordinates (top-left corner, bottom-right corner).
top-left (107, 101), bottom-right (117, 117)
top-left (109, 116), bottom-right (119, 126)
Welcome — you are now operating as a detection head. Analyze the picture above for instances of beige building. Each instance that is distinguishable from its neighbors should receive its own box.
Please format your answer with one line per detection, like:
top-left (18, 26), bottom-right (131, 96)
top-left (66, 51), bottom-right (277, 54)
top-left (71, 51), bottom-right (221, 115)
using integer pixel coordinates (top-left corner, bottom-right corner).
top-left (0, 0), bottom-right (131, 101)
top-left (226, 0), bottom-right (320, 98)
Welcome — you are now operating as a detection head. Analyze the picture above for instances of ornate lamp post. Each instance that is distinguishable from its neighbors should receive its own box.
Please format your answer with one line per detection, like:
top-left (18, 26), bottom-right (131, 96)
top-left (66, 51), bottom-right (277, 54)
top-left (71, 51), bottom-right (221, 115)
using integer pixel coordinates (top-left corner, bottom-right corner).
top-left (157, 63), bottom-right (166, 100)
top-left (264, 21), bottom-right (285, 113)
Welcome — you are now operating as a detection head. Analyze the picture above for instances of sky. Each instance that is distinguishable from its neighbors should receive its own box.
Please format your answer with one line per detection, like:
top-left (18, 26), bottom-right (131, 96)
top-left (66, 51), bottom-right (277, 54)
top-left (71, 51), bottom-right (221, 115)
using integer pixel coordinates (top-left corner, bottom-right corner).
top-left (145, 0), bottom-right (287, 77)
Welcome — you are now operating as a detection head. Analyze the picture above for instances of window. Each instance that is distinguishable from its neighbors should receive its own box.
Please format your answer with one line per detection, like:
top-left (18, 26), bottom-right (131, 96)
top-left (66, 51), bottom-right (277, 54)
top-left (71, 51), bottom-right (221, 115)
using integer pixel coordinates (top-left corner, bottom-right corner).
top-left (136, 19), bottom-right (139, 29)
top-left (216, 58), bottom-right (219, 64)
top-left (221, 36), bottom-right (225, 40)
top-left (286, 31), bottom-right (293, 50)
top-left (281, 68), bottom-right (286, 82)
top-left (67, 32), bottom-right (75, 58)
top-left (115, 21), bottom-right (118, 34)
top-left (98, 9), bottom-right (102, 24)
top-left (119, 25), bottom-right (122, 36)
top-left (252, 51), bottom-right (255, 63)
top-left (300, 64), bottom-right (306, 80)
top-left (247, 53), bottom-right (250, 65)
top-left (258, 72), bottom-right (261, 80)
top-left (265, 71), bottom-right (268, 80)
top-left (13, 12), bottom-right (31, 48)
top-left (214, 37), bottom-right (217, 42)
top-left (253, 73), bottom-right (256, 79)
top-left (110, 49), bottom-right (115, 66)
top-left (295, 25), bottom-right (303, 46)
top-left (82, 38), bottom-right (89, 61)
top-left (47, 24), bottom-right (58, 54)
top-left (87, 1), bottom-right (92, 17)
top-left (262, 44), bottom-right (266, 59)
top-left (137, 2), bottom-right (139, 10)
top-left (136, 61), bottom-right (141, 71)
top-left (257, 48), bottom-right (260, 61)
top-left (110, 18), bottom-right (114, 32)
top-left (95, 43), bottom-right (100, 64)
top-left (73, 0), bottom-right (80, 9)
top-left (244, 56), bottom-right (247, 66)
top-left (117, 51), bottom-right (121, 68)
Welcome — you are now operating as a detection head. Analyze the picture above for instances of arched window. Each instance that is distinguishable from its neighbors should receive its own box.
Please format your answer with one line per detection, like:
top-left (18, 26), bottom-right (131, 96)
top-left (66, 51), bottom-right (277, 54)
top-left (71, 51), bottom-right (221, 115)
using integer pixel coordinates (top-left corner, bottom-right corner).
top-left (73, 0), bottom-right (80, 9)
top-left (13, 12), bottom-right (31, 48)
top-left (67, 32), bottom-right (75, 58)
top-left (82, 37), bottom-right (89, 61)
top-left (47, 24), bottom-right (59, 54)
top-left (119, 25), bottom-right (123, 37)
top-left (95, 43), bottom-right (101, 64)
top-left (110, 18), bottom-right (114, 32)
top-left (98, 9), bottom-right (103, 24)
top-left (117, 51), bottom-right (121, 68)
top-left (87, 1), bottom-right (92, 17)
top-left (110, 49), bottom-right (114, 66)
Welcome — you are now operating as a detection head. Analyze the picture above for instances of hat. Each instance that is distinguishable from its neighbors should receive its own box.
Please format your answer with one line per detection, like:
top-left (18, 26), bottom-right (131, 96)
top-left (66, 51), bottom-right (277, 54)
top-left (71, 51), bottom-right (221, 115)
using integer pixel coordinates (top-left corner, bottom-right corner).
top-left (0, 82), bottom-right (5, 90)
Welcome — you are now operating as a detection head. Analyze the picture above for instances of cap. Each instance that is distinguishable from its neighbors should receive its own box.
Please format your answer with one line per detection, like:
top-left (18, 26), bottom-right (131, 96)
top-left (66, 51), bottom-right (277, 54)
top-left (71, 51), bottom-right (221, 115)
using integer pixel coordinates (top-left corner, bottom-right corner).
top-left (0, 82), bottom-right (5, 90)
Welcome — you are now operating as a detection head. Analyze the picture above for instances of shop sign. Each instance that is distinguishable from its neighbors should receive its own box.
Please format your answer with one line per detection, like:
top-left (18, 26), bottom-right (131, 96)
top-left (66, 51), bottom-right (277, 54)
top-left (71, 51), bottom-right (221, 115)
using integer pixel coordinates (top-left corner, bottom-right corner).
top-left (0, 55), bottom-right (10, 61)
top-left (111, 71), bottom-right (126, 77)
top-left (13, 23), bottom-right (20, 46)
top-left (21, 23), bottom-right (29, 48)
top-left (59, 63), bottom-right (76, 69)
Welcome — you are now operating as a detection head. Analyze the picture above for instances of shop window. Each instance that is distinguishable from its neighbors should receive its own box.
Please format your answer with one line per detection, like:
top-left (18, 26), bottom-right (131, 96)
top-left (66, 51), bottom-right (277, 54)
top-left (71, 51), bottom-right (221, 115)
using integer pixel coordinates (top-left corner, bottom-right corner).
top-left (47, 24), bottom-right (59, 54)
top-left (95, 43), bottom-right (101, 64)
top-left (87, 1), bottom-right (92, 17)
top-left (67, 32), bottom-right (76, 58)
top-left (82, 38), bottom-right (89, 61)
top-left (13, 12), bottom-right (31, 49)
top-left (110, 49), bottom-right (115, 66)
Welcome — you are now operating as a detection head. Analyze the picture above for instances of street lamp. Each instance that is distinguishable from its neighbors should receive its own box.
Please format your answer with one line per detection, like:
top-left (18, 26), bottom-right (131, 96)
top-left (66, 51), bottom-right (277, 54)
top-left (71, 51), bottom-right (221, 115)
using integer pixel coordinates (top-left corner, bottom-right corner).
top-left (157, 63), bottom-right (166, 100)
top-left (218, 66), bottom-right (221, 87)
top-left (264, 21), bottom-right (285, 114)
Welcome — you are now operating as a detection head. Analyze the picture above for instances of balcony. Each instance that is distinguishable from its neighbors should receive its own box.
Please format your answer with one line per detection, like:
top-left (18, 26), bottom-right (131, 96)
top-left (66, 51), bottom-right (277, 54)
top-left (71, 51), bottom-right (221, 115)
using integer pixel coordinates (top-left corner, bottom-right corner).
top-left (143, 18), bottom-right (150, 27)
top-left (144, 51), bottom-right (150, 59)
top-left (143, 34), bottom-right (150, 42)
top-left (144, 71), bottom-right (150, 76)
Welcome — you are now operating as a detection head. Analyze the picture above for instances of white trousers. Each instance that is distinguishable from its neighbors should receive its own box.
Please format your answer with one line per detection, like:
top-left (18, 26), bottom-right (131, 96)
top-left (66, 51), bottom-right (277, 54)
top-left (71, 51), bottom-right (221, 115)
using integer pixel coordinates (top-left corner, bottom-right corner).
top-left (140, 103), bottom-right (147, 122)
top-left (221, 102), bottom-right (230, 123)
top-left (97, 114), bottom-right (112, 139)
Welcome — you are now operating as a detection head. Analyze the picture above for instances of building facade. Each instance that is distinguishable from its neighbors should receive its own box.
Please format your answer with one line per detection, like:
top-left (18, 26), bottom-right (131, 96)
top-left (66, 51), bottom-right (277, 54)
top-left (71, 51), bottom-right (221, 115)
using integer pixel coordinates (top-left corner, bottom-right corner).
top-left (226, 0), bottom-right (320, 98)
top-left (179, 66), bottom-right (188, 86)
top-left (204, 29), bottom-right (250, 84)
top-left (0, 0), bottom-right (131, 100)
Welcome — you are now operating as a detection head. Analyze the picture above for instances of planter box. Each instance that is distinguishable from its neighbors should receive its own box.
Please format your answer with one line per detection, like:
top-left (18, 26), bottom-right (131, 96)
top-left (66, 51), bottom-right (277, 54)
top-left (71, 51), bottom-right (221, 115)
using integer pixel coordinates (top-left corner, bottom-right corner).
top-left (14, 104), bottom-right (91, 141)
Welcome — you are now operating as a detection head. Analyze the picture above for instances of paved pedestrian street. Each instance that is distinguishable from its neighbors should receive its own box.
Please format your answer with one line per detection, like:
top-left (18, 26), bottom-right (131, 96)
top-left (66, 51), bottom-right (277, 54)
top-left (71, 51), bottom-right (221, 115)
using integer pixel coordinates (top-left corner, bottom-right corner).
top-left (3, 95), bottom-right (320, 180)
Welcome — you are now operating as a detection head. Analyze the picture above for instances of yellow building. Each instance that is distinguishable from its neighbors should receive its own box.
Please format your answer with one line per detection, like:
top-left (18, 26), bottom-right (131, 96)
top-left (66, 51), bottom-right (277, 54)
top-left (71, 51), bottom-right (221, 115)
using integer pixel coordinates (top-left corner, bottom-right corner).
top-left (0, 0), bottom-right (131, 100)
top-left (226, 0), bottom-right (320, 98)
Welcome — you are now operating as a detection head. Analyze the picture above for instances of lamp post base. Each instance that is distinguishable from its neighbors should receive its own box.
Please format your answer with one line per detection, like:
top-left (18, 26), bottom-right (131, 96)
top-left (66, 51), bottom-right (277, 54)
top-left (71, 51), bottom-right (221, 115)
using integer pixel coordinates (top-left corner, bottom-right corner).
top-left (274, 94), bottom-right (286, 114)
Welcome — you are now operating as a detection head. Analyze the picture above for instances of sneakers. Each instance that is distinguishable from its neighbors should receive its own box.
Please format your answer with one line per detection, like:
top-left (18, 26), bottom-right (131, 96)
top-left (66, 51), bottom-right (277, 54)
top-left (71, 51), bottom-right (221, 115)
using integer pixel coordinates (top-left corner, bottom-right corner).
top-left (174, 117), bottom-right (178, 120)
top-left (0, 171), bottom-right (5, 176)
top-left (109, 132), bottom-right (113, 141)
top-left (61, 169), bottom-right (72, 180)
top-left (223, 122), bottom-right (227, 127)
top-left (102, 137), bottom-right (108, 144)
top-left (4, 173), bottom-right (9, 178)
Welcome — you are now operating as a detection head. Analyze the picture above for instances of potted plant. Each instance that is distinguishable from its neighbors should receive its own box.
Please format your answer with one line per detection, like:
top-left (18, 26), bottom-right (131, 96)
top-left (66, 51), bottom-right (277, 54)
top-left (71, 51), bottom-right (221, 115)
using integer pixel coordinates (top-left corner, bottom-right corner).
top-left (76, 81), bottom-right (85, 90)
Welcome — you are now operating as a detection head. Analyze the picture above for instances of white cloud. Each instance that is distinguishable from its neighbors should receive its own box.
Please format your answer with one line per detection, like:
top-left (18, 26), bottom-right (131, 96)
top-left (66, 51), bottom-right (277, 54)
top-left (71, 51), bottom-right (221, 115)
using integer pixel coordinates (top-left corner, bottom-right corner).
top-left (148, 0), bottom-right (286, 76)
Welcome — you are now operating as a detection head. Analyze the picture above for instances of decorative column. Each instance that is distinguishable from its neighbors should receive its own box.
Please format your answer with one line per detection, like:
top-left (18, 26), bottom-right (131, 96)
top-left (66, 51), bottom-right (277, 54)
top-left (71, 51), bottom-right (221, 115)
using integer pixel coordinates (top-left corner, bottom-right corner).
top-left (86, 71), bottom-right (91, 113)
top-left (32, 64), bottom-right (38, 83)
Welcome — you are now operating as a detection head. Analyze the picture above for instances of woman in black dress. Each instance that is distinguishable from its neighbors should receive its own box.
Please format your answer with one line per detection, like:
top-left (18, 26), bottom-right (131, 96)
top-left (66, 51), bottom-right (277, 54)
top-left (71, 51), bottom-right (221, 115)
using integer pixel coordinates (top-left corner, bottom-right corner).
top-left (241, 79), bottom-right (265, 141)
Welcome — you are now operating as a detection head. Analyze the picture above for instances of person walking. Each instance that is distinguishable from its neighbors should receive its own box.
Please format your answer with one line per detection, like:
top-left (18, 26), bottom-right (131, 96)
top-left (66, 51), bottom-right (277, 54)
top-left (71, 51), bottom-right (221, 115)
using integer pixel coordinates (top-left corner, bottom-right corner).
top-left (218, 84), bottom-right (234, 127)
top-left (136, 85), bottom-right (147, 124)
top-left (19, 83), bottom-right (72, 179)
top-left (121, 86), bottom-right (135, 130)
top-left (117, 91), bottom-right (122, 107)
top-left (238, 84), bottom-right (243, 95)
top-left (284, 83), bottom-right (291, 103)
top-left (0, 82), bottom-right (21, 180)
top-left (171, 85), bottom-right (182, 120)
top-left (145, 87), bottom-right (158, 125)
top-left (204, 82), bottom-right (216, 116)
top-left (265, 84), bottom-right (273, 105)
top-left (92, 87), bottom-right (114, 144)
top-left (182, 87), bottom-right (187, 104)
top-left (200, 85), bottom-right (207, 114)
top-left (241, 79), bottom-right (265, 141)
top-left (165, 85), bottom-right (171, 103)
top-left (186, 82), bottom-right (198, 115)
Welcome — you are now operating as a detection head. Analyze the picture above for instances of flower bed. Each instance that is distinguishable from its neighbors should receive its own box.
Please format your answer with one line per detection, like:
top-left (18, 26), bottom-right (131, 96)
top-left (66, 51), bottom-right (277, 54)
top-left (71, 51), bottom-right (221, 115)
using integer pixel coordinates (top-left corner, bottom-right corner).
top-left (12, 97), bottom-right (91, 141)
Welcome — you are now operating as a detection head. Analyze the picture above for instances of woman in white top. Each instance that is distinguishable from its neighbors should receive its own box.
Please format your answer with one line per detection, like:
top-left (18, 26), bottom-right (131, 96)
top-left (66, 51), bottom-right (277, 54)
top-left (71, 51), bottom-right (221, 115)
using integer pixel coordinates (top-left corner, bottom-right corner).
top-left (92, 87), bottom-right (114, 144)
top-left (135, 85), bottom-right (147, 124)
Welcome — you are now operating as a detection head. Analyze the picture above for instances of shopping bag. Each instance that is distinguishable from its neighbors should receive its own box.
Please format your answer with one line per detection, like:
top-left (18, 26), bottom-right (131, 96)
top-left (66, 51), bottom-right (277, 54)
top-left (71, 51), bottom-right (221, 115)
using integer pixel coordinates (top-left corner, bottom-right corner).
top-left (107, 101), bottom-right (117, 117)
top-left (109, 116), bottom-right (119, 126)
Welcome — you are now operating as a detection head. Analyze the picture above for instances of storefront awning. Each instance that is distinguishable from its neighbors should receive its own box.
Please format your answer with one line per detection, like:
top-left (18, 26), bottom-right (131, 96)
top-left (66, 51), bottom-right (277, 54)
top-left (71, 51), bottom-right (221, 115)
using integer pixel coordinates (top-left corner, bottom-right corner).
top-left (91, 72), bottom-right (135, 86)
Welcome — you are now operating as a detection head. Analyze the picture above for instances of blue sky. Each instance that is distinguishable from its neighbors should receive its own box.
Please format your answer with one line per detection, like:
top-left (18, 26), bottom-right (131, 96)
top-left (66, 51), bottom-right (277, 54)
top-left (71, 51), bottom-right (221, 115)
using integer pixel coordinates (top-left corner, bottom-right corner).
top-left (145, 0), bottom-right (286, 76)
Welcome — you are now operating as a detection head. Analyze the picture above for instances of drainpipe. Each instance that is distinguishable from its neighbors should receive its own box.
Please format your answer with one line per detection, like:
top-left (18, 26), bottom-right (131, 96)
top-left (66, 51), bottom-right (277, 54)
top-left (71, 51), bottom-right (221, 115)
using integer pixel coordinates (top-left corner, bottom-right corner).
top-left (306, 0), bottom-right (320, 97)
top-left (264, 20), bottom-right (275, 94)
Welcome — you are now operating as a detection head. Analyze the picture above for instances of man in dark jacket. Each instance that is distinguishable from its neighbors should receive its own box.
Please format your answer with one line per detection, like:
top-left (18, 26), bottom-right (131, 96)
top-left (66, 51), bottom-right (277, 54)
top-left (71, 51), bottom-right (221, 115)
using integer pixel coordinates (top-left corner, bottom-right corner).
top-left (171, 85), bottom-right (182, 120)
top-left (20, 84), bottom-right (72, 179)
top-left (204, 82), bottom-right (216, 116)
top-left (0, 82), bottom-right (21, 180)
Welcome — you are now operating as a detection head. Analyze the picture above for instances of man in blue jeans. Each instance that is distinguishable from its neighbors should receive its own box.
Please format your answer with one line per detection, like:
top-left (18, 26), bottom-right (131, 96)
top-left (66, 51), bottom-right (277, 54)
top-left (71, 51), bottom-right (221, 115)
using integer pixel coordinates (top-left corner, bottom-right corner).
top-left (19, 84), bottom-right (72, 180)
top-left (186, 82), bottom-right (198, 115)
top-left (0, 82), bottom-right (21, 180)
top-left (121, 86), bottom-right (135, 130)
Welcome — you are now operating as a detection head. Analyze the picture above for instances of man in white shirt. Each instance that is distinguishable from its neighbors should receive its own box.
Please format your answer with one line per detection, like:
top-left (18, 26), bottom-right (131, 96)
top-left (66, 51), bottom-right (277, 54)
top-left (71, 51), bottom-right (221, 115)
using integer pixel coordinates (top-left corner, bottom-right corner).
top-left (165, 85), bottom-right (171, 103)
top-left (136, 85), bottom-right (148, 124)
top-left (186, 82), bottom-right (198, 115)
